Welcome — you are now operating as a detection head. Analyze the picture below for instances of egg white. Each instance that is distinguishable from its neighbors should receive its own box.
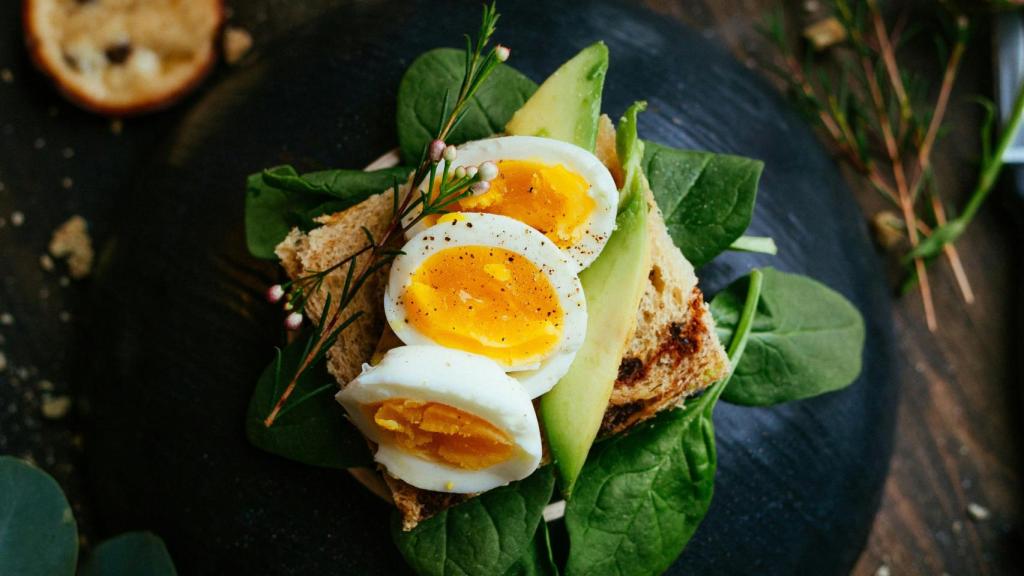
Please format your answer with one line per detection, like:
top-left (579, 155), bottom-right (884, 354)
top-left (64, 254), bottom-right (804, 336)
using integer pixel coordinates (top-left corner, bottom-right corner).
top-left (404, 135), bottom-right (619, 273)
top-left (336, 345), bottom-right (543, 494)
top-left (385, 212), bottom-right (587, 397)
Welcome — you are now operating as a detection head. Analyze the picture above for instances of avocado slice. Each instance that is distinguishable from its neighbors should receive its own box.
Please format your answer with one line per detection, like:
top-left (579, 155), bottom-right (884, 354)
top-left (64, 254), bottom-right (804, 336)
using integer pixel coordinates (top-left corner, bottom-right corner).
top-left (504, 42), bottom-right (608, 151)
top-left (541, 102), bottom-right (650, 495)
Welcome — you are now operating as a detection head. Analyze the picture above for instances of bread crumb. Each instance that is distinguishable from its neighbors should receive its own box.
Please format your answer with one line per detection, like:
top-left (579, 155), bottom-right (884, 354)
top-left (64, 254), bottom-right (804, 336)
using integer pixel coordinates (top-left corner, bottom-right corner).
top-left (49, 215), bottom-right (94, 279)
top-left (874, 566), bottom-right (890, 576)
top-left (804, 17), bottom-right (847, 51)
top-left (33, 137), bottom-right (46, 150)
top-left (41, 394), bottom-right (72, 420)
top-left (967, 502), bottom-right (991, 521)
top-left (1, 68), bottom-right (12, 83)
top-left (59, 276), bottom-right (70, 287)
top-left (61, 177), bottom-right (73, 190)
top-left (10, 211), bottom-right (24, 226)
top-left (59, 311), bottom-right (71, 323)
top-left (0, 351), bottom-right (6, 372)
top-left (223, 27), bottom-right (253, 64)
top-left (110, 119), bottom-right (123, 135)
top-left (62, 147), bottom-right (75, 159)
top-left (39, 379), bottom-right (54, 391)
top-left (0, 313), bottom-right (13, 326)
top-left (40, 254), bottom-right (55, 271)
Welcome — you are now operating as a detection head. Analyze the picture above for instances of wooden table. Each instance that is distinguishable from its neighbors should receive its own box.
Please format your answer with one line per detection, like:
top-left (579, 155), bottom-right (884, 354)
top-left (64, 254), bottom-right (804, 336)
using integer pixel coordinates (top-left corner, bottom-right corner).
top-left (0, 0), bottom-right (1018, 573)
top-left (650, 1), bottom-right (1022, 574)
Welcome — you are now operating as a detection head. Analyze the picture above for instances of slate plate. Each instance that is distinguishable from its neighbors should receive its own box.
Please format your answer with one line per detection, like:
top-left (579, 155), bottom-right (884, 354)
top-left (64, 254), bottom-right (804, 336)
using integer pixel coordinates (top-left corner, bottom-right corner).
top-left (84, 1), bottom-right (898, 574)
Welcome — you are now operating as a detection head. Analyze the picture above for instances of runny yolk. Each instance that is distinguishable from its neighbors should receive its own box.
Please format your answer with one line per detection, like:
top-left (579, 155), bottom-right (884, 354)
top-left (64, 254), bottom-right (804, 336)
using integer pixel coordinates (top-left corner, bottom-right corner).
top-left (370, 399), bottom-right (514, 470)
top-left (402, 245), bottom-right (563, 366)
top-left (427, 160), bottom-right (595, 249)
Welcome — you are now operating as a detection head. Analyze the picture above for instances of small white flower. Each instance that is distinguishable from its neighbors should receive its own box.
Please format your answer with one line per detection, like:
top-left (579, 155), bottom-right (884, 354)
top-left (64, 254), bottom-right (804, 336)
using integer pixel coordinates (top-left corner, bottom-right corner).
top-left (266, 284), bottom-right (285, 303)
top-left (454, 166), bottom-right (467, 179)
top-left (478, 161), bottom-right (498, 182)
top-left (471, 181), bottom-right (490, 195)
top-left (495, 45), bottom-right (511, 62)
top-left (284, 312), bottom-right (304, 331)
top-left (443, 145), bottom-right (457, 162)
top-left (465, 166), bottom-right (478, 178)
top-left (428, 139), bottom-right (446, 163)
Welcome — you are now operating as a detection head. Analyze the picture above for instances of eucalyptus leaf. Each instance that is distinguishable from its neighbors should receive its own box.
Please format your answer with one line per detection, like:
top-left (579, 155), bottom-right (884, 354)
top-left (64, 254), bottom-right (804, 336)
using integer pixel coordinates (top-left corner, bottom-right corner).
top-left (245, 165), bottom-right (410, 259)
top-left (246, 334), bottom-right (372, 468)
top-left (711, 267), bottom-right (865, 406)
top-left (505, 521), bottom-right (559, 576)
top-left (563, 391), bottom-right (719, 576)
top-left (642, 141), bottom-right (763, 267)
top-left (393, 467), bottom-right (555, 576)
top-left (80, 532), bottom-right (177, 576)
top-left (0, 456), bottom-right (78, 576)
top-left (396, 48), bottom-right (537, 164)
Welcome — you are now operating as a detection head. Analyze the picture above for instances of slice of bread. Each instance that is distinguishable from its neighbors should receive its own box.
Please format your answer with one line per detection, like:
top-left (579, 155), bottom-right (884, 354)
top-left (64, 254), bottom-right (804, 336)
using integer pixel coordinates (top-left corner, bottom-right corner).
top-left (276, 159), bottom-right (729, 531)
top-left (24, 0), bottom-right (223, 116)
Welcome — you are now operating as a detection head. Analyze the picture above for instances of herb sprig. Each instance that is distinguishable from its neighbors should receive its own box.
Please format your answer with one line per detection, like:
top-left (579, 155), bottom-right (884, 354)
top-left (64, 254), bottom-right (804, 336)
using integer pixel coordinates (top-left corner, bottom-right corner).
top-left (763, 1), bottom-right (1022, 332)
top-left (260, 3), bottom-right (510, 428)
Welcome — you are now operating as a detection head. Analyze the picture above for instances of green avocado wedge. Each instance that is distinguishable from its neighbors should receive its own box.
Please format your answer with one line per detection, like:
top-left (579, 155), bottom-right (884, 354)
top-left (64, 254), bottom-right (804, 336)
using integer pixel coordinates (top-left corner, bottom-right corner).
top-left (540, 103), bottom-right (651, 495)
top-left (505, 42), bottom-right (608, 151)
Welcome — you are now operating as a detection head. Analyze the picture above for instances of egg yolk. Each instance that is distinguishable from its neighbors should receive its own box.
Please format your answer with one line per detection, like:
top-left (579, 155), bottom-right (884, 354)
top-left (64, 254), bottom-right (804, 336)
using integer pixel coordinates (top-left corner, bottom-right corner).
top-left (402, 246), bottom-right (564, 366)
top-left (370, 399), bottom-right (514, 470)
top-left (428, 160), bottom-right (595, 248)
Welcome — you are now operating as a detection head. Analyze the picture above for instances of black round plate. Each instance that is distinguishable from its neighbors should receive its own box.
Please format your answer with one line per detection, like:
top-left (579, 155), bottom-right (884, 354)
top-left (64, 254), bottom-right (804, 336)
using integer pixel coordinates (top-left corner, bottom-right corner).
top-left (84, 1), bottom-right (898, 574)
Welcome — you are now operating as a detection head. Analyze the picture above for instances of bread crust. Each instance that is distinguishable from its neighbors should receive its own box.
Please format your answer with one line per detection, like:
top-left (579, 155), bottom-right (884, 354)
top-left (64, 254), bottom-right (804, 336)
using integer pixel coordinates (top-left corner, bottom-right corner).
top-left (23, 0), bottom-right (223, 116)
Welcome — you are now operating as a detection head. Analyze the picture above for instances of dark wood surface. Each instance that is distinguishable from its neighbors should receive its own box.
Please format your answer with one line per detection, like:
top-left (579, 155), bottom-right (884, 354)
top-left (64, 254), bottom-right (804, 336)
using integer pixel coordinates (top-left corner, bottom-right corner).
top-left (654, 1), bottom-right (1023, 574)
top-left (0, 0), bottom-right (1019, 574)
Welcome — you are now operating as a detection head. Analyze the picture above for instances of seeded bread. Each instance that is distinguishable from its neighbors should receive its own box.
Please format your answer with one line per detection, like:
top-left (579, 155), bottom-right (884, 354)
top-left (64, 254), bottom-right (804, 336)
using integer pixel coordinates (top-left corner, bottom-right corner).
top-left (275, 156), bottom-right (729, 531)
top-left (24, 0), bottom-right (223, 115)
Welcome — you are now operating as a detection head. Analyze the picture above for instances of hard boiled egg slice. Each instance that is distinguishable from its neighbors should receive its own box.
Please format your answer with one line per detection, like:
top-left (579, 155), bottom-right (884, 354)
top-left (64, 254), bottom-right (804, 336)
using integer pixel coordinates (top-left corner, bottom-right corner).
top-left (385, 212), bottom-right (587, 397)
top-left (337, 345), bottom-right (543, 494)
top-left (405, 135), bottom-right (618, 272)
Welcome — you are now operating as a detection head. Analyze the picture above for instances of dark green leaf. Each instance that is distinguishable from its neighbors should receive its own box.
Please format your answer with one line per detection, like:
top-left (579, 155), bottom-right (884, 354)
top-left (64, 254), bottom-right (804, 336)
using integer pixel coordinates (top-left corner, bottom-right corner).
top-left (505, 521), bottom-right (559, 576)
top-left (393, 466), bottom-right (555, 576)
top-left (0, 456), bottom-right (78, 576)
top-left (80, 532), bottom-right (177, 576)
top-left (564, 392), bottom-right (719, 576)
top-left (246, 334), bottom-right (372, 468)
top-left (245, 165), bottom-right (410, 259)
top-left (396, 48), bottom-right (537, 164)
top-left (642, 142), bottom-right (763, 267)
top-left (711, 268), bottom-right (865, 406)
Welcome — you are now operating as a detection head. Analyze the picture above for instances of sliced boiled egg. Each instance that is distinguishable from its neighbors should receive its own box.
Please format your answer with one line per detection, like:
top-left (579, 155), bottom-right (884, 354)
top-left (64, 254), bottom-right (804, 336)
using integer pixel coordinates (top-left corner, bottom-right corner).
top-left (404, 135), bottom-right (618, 272)
top-left (336, 345), bottom-right (543, 493)
top-left (385, 212), bottom-right (587, 397)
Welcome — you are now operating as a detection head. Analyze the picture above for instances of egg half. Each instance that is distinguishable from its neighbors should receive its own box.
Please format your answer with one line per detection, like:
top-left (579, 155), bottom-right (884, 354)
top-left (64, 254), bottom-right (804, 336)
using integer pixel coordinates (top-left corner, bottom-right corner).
top-left (385, 212), bottom-right (587, 397)
top-left (405, 135), bottom-right (619, 272)
top-left (337, 345), bottom-right (543, 493)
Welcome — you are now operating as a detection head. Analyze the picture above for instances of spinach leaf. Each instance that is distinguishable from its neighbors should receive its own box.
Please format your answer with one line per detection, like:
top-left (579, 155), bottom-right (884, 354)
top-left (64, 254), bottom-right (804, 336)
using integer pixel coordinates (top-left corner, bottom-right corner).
top-left (246, 334), bottom-right (372, 468)
top-left (563, 270), bottom-right (764, 576)
top-left (80, 532), bottom-right (177, 576)
top-left (393, 466), bottom-right (555, 576)
top-left (0, 456), bottom-right (78, 576)
top-left (642, 142), bottom-right (763, 267)
top-left (245, 165), bottom-right (409, 259)
top-left (505, 521), bottom-right (559, 576)
top-left (563, 392), bottom-right (718, 576)
top-left (711, 267), bottom-right (865, 406)
top-left (396, 48), bottom-right (537, 164)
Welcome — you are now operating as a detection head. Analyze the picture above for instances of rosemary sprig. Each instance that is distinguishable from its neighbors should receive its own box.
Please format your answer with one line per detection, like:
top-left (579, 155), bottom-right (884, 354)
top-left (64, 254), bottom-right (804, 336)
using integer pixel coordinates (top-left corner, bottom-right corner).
top-left (261, 3), bottom-right (509, 428)
top-left (761, 1), bottom-right (1009, 333)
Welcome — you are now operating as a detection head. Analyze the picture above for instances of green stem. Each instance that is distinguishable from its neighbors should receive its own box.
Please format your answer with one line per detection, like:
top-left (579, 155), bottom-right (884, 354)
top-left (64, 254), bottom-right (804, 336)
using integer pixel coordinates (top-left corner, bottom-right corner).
top-left (959, 83), bottom-right (1024, 225)
top-left (728, 236), bottom-right (778, 256)
top-left (708, 269), bottom-right (763, 403)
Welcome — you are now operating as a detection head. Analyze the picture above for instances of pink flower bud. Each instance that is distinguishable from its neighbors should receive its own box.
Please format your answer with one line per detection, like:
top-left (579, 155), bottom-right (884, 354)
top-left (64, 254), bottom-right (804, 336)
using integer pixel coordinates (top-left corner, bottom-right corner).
top-left (478, 161), bottom-right (498, 182)
top-left (428, 139), bottom-right (446, 163)
top-left (471, 181), bottom-right (490, 195)
top-left (495, 45), bottom-right (511, 62)
top-left (266, 284), bottom-right (285, 303)
top-left (284, 312), bottom-right (304, 331)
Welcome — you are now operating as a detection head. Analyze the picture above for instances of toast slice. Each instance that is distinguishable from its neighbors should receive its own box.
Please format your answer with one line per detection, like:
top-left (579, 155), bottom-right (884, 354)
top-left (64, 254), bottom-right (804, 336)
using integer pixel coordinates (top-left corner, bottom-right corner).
top-left (276, 161), bottom-right (728, 532)
top-left (24, 0), bottom-right (223, 116)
